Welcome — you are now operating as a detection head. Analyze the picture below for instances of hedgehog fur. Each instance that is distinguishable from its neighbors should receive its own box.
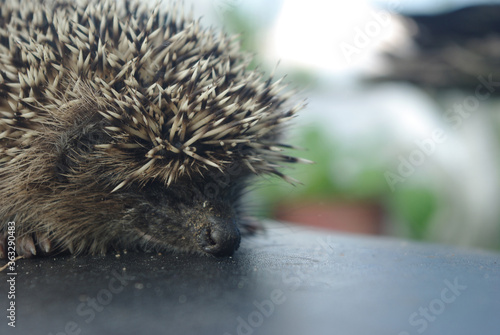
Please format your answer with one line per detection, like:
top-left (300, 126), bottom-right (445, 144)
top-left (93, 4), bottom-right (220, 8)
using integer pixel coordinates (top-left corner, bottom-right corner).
top-left (0, 0), bottom-right (308, 258)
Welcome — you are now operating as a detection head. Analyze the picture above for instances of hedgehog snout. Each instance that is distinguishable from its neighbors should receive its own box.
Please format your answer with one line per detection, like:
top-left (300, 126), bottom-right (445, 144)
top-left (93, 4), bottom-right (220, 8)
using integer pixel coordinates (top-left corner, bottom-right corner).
top-left (197, 217), bottom-right (241, 257)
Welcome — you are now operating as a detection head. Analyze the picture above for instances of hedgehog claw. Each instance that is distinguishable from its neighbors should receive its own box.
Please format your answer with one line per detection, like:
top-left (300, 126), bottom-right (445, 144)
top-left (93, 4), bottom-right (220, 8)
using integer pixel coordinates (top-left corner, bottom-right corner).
top-left (37, 233), bottom-right (52, 254)
top-left (17, 235), bottom-right (37, 258)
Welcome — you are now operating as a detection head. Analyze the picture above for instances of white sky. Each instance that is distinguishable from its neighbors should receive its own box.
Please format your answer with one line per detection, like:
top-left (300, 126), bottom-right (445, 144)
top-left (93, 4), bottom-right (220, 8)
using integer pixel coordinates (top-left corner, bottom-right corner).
top-left (263, 0), bottom-right (409, 77)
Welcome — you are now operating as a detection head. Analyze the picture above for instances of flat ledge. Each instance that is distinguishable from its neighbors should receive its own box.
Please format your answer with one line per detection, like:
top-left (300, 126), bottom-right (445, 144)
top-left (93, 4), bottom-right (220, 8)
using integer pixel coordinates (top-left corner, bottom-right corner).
top-left (1, 222), bottom-right (499, 335)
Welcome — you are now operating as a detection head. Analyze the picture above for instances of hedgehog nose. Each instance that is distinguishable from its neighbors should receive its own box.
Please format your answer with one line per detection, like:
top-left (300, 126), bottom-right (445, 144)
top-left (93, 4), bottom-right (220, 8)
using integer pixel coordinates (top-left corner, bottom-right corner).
top-left (198, 219), bottom-right (241, 257)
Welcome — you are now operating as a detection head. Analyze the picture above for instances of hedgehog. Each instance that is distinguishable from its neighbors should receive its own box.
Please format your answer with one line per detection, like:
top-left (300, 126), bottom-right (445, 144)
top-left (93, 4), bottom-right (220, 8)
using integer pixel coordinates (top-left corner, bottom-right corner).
top-left (0, 0), bottom-right (308, 259)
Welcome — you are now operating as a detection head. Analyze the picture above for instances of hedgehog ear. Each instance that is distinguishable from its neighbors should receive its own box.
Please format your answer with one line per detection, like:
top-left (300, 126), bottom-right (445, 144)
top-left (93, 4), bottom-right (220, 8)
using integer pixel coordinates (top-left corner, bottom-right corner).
top-left (53, 124), bottom-right (109, 182)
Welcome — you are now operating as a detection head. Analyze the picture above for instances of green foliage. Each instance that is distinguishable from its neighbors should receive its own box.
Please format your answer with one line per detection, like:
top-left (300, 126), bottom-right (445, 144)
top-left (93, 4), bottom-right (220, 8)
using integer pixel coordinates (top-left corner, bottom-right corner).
top-left (254, 123), bottom-right (391, 209)
top-left (253, 122), bottom-right (438, 243)
top-left (389, 188), bottom-right (437, 240)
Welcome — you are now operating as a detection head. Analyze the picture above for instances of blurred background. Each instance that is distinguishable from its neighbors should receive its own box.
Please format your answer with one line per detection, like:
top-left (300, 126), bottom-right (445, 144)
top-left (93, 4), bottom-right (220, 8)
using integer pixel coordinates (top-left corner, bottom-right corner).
top-left (183, 0), bottom-right (500, 251)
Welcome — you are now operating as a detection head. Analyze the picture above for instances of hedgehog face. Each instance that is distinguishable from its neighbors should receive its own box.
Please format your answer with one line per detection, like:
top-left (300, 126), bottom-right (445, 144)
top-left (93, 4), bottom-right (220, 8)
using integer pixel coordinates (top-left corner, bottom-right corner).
top-left (114, 178), bottom-right (243, 257)
top-left (51, 120), bottom-right (248, 257)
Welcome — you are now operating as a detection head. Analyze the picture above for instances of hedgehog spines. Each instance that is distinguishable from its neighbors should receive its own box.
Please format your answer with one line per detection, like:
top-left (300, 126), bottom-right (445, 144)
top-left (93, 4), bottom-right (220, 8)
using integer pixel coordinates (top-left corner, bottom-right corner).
top-left (0, 0), bottom-right (308, 193)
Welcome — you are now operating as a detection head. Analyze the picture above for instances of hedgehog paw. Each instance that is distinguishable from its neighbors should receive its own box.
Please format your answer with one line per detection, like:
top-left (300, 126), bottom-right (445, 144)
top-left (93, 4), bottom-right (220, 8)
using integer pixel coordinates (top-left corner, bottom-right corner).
top-left (0, 232), bottom-right (52, 259)
top-left (20, 233), bottom-right (53, 258)
top-left (0, 232), bottom-right (36, 259)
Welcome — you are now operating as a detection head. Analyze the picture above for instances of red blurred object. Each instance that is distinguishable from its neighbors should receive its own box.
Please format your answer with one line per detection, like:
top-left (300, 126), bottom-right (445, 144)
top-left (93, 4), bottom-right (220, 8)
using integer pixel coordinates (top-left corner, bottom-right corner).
top-left (273, 200), bottom-right (384, 235)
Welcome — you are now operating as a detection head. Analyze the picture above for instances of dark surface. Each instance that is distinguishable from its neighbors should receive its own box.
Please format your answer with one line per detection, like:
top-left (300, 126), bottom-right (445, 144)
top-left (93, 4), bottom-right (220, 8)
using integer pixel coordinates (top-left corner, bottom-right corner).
top-left (1, 222), bottom-right (499, 335)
